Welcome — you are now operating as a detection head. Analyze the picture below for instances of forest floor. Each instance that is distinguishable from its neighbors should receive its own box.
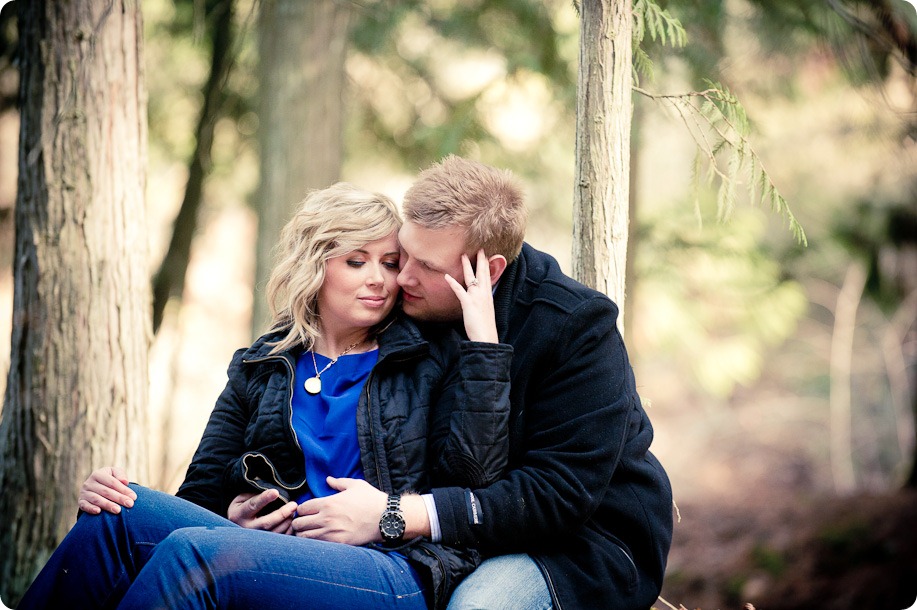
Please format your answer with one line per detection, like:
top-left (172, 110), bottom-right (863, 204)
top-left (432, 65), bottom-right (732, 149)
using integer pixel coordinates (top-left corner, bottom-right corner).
top-left (658, 485), bottom-right (917, 610)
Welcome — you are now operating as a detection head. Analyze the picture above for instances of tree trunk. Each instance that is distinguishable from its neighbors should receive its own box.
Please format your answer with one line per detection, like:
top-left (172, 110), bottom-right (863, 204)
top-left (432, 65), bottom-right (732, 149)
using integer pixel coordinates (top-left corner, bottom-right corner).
top-left (0, 2), bottom-right (150, 604)
top-left (572, 0), bottom-right (633, 330)
top-left (829, 262), bottom-right (867, 494)
top-left (252, 0), bottom-right (351, 336)
top-left (151, 0), bottom-right (235, 334)
top-left (624, 95), bottom-right (642, 341)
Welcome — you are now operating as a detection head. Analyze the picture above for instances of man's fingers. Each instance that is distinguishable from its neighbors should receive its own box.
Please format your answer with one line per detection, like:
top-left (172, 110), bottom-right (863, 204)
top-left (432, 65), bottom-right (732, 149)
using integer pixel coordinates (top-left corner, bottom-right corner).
top-left (292, 515), bottom-right (325, 534)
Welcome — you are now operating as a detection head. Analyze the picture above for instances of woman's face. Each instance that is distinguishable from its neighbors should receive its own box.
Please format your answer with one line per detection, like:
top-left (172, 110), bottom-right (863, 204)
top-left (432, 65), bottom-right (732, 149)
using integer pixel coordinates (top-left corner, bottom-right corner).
top-left (316, 232), bottom-right (401, 334)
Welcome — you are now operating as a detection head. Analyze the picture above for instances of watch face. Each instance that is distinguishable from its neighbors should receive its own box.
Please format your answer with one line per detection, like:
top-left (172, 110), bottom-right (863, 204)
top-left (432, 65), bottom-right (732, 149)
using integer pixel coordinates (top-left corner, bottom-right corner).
top-left (380, 511), bottom-right (406, 540)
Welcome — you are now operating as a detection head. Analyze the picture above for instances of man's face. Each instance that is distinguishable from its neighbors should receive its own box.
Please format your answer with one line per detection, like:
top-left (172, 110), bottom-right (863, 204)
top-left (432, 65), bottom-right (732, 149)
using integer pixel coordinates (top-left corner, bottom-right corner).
top-left (397, 221), bottom-right (467, 322)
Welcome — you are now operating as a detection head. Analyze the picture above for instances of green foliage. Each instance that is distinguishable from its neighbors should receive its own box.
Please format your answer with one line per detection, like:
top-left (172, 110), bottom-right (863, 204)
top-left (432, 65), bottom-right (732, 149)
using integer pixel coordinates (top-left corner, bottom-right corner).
top-left (633, 0), bottom-right (687, 51)
top-left (632, 0), bottom-right (687, 84)
top-left (345, 0), bottom-right (579, 219)
top-left (751, 543), bottom-right (788, 577)
top-left (637, 82), bottom-right (808, 246)
top-left (637, 202), bottom-right (808, 397)
top-left (631, 2), bottom-right (806, 247)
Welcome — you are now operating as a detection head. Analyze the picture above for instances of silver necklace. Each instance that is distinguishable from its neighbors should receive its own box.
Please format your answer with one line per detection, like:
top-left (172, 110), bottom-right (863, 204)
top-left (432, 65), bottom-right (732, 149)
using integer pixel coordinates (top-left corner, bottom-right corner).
top-left (304, 341), bottom-right (361, 395)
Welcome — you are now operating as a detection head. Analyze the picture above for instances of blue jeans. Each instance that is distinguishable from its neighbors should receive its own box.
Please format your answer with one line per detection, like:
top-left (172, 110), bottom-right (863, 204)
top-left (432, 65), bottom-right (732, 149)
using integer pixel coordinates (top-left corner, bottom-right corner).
top-left (18, 485), bottom-right (428, 610)
top-left (446, 554), bottom-right (552, 610)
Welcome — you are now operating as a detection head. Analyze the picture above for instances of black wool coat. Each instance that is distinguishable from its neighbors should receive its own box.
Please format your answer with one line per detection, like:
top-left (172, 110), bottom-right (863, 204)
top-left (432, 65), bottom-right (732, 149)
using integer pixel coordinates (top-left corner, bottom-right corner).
top-left (429, 243), bottom-right (674, 610)
top-left (176, 314), bottom-right (514, 609)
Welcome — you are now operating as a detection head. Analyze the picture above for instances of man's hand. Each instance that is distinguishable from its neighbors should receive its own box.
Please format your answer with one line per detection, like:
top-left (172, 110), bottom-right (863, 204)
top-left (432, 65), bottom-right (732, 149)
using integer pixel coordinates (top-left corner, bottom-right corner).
top-left (228, 489), bottom-right (298, 535)
top-left (292, 477), bottom-right (387, 545)
top-left (445, 249), bottom-right (499, 343)
top-left (79, 467), bottom-right (137, 515)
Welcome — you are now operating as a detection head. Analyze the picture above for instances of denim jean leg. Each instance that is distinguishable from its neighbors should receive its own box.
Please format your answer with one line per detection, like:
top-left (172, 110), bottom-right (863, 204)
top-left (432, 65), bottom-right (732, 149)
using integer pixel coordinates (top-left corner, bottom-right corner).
top-left (117, 526), bottom-right (429, 610)
top-left (447, 554), bottom-right (552, 610)
top-left (18, 485), bottom-right (234, 610)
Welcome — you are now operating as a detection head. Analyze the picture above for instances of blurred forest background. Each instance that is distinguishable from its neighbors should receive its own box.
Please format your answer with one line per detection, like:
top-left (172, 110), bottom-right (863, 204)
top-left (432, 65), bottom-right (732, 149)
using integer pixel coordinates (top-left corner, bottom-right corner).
top-left (1, 0), bottom-right (916, 608)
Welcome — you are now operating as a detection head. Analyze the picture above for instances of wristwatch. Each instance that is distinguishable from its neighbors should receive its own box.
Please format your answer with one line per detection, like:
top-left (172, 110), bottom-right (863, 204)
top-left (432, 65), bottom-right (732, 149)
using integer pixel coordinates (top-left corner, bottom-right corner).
top-left (379, 494), bottom-right (406, 543)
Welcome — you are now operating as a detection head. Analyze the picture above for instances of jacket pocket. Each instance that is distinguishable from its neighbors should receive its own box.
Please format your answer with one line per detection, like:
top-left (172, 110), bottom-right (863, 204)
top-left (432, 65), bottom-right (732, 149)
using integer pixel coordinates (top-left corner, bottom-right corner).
top-left (590, 522), bottom-right (639, 594)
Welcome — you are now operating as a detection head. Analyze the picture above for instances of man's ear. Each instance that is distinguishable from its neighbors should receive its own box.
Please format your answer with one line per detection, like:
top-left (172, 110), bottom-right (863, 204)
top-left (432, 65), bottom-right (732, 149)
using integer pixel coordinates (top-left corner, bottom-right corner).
top-left (487, 254), bottom-right (508, 285)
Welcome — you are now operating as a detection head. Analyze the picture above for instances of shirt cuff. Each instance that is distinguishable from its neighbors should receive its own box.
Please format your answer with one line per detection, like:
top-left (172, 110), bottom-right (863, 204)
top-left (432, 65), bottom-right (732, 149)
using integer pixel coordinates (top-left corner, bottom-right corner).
top-left (421, 494), bottom-right (442, 543)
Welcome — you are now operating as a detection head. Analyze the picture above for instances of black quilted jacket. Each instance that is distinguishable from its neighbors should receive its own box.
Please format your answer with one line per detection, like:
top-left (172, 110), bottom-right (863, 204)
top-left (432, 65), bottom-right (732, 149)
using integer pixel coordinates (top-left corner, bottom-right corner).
top-left (176, 314), bottom-right (513, 609)
top-left (429, 244), bottom-right (674, 610)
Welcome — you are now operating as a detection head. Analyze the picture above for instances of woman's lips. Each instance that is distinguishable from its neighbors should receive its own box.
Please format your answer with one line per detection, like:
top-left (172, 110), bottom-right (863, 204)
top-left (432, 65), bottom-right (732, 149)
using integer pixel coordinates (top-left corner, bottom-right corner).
top-left (359, 296), bottom-right (388, 308)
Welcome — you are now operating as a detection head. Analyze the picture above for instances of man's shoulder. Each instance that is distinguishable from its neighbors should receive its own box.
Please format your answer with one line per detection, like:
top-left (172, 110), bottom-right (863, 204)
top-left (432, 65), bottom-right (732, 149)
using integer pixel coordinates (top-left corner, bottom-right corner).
top-left (518, 244), bottom-right (618, 316)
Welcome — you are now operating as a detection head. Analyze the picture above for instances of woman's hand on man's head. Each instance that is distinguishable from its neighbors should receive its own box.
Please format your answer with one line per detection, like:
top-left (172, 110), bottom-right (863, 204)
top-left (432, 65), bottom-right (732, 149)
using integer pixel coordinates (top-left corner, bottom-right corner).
top-left (444, 249), bottom-right (499, 343)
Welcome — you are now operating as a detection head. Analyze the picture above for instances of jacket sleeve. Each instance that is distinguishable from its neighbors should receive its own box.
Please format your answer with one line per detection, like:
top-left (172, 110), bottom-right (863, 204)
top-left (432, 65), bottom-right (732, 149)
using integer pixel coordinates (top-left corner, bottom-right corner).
top-left (175, 348), bottom-right (251, 517)
top-left (430, 297), bottom-right (631, 552)
top-left (428, 338), bottom-right (514, 489)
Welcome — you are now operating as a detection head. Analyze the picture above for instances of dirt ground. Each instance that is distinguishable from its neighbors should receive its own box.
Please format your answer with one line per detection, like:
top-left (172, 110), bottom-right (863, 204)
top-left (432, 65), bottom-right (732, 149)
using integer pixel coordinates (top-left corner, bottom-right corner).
top-left (658, 487), bottom-right (917, 610)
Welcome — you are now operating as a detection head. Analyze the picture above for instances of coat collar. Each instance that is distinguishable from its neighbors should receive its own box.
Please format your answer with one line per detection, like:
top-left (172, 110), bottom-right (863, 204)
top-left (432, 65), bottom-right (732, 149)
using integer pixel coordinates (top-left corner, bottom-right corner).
top-left (492, 243), bottom-right (528, 342)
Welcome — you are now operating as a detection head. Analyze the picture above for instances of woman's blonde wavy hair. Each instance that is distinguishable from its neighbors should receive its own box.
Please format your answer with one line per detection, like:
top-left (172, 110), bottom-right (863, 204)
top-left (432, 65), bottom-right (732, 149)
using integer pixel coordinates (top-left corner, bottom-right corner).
top-left (265, 183), bottom-right (402, 355)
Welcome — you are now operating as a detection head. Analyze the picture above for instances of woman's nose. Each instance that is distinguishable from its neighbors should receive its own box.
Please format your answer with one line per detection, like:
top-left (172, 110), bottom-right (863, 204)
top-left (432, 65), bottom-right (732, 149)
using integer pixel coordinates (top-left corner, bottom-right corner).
top-left (366, 264), bottom-right (384, 285)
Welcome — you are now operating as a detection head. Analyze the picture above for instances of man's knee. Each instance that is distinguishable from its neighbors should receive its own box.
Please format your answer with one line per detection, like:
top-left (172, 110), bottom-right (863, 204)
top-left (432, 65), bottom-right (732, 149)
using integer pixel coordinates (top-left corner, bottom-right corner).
top-left (447, 555), bottom-right (551, 610)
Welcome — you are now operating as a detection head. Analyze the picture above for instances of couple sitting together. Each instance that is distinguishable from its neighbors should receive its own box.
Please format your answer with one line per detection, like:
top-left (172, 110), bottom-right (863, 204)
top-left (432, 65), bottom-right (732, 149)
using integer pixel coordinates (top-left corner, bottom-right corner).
top-left (19, 156), bottom-right (673, 610)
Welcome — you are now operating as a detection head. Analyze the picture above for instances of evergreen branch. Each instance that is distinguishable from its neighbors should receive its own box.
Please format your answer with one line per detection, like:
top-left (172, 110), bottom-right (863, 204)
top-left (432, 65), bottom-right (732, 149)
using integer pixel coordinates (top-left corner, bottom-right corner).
top-left (631, 0), bottom-right (688, 84)
top-left (634, 0), bottom-right (687, 48)
top-left (633, 46), bottom-right (655, 84)
top-left (634, 85), bottom-right (808, 246)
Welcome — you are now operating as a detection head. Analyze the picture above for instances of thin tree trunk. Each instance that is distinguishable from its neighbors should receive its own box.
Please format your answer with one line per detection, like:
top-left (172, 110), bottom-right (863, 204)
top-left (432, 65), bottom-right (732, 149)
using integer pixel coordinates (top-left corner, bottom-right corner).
top-left (252, 0), bottom-right (350, 336)
top-left (884, 289), bottom-right (917, 488)
top-left (151, 0), bottom-right (235, 334)
top-left (572, 0), bottom-right (633, 330)
top-left (624, 96), bottom-right (642, 341)
top-left (0, 2), bottom-right (150, 603)
top-left (829, 262), bottom-right (866, 494)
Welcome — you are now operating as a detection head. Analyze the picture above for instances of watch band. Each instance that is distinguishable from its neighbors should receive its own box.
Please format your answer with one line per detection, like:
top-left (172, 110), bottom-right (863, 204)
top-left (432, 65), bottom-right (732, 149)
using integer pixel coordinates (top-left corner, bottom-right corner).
top-left (379, 493), bottom-right (406, 543)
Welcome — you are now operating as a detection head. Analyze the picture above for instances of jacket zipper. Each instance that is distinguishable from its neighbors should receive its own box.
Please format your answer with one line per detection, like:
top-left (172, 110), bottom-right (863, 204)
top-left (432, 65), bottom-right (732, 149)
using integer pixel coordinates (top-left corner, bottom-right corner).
top-left (417, 543), bottom-right (448, 606)
top-left (241, 354), bottom-right (303, 490)
top-left (362, 350), bottom-right (420, 489)
top-left (362, 368), bottom-right (386, 488)
top-left (242, 354), bottom-right (301, 455)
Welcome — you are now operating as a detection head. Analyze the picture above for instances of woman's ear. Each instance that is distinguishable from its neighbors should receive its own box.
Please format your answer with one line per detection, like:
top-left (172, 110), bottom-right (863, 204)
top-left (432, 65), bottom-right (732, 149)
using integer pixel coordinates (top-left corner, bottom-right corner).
top-left (488, 255), bottom-right (508, 285)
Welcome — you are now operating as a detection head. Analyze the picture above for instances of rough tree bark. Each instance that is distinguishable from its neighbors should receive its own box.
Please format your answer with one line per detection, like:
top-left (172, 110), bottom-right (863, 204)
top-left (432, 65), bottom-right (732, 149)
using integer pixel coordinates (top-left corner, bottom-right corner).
top-left (252, 0), bottom-right (351, 335)
top-left (0, 1), bottom-right (150, 603)
top-left (572, 0), bottom-right (633, 329)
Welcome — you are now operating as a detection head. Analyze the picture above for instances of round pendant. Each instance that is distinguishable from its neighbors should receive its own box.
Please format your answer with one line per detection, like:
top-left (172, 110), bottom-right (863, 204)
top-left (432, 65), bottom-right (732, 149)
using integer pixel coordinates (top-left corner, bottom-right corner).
top-left (304, 376), bottom-right (322, 395)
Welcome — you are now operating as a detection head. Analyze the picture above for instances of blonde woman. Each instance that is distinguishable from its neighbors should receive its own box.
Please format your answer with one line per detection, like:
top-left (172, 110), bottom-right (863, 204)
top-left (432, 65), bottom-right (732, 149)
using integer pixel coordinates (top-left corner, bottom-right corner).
top-left (19, 183), bottom-right (511, 610)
